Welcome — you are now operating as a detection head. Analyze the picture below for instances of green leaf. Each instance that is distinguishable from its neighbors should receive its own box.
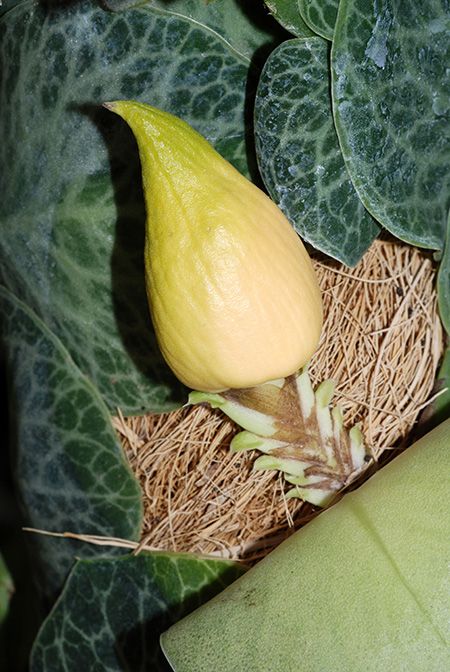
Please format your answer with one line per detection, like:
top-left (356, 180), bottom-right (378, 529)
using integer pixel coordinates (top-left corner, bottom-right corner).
top-left (30, 553), bottom-right (245, 671)
top-left (0, 0), bottom-right (259, 413)
top-left (162, 420), bottom-right (450, 671)
top-left (264, 0), bottom-right (315, 37)
top-left (438, 210), bottom-right (450, 335)
top-left (0, 287), bottom-right (143, 597)
top-left (298, 0), bottom-right (339, 40)
top-left (254, 38), bottom-right (379, 266)
top-left (331, 0), bottom-right (450, 250)
top-left (106, 0), bottom-right (286, 61)
top-left (0, 0), bottom-right (28, 19)
top-left (0, 554), bottom-right (13, 627)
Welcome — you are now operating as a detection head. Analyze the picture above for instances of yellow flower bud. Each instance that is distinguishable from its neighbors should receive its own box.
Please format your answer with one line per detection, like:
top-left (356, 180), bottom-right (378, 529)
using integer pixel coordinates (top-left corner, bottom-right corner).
top-left (105, 101), bottom-right (322, 392)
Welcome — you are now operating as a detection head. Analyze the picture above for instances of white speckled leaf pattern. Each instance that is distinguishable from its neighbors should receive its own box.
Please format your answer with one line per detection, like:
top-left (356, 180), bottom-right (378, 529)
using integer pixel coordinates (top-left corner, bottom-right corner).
top-left (107, 0), bottom-right (285, 60)
top-left (255, 38), bottom-right (379, 266)
top-left (0, 0), bottom-right (263, 413)
top-left (298, 0), bottom-right (340, 40)
top-left (0, 287), bottom-right (143, 598)
top-left (332, 0), bottom-right (450, 249)
top-left (30, 554), bottom-right (245, 672)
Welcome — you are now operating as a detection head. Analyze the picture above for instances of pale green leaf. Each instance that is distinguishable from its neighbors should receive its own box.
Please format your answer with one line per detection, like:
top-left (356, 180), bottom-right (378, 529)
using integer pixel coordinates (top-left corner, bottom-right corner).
top-left (331, 0), bottom-right (450, 249)
top-left (162, 420), bottom-right (450, 671)
top-left (30, 553), bottom-right (245, 671)
top-left (0, 287), bottom-right (143, 597)
top-left (255, 38), bottom-right (379, 265)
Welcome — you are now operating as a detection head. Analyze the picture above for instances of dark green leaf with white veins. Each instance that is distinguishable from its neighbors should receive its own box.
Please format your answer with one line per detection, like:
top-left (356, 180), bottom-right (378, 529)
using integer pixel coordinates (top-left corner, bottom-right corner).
top-left (264, 0), bottom-right (315, 37)
top-left (0, 0), bottom-right (256, 414)
top-left (298, 0), bottom-right (340, 40)
top-left (0, 287), bottom-right (143, 598)
top-left (332, 0), bottom-right (450, 250)
top-left (0, 0), bottom-right (26, 19)
top-left (30, 553), bottom-right (245, 672)
top-left (255, 38), bottom-right (379, 266)
top-left (106, 0), bottom-right (286, 61)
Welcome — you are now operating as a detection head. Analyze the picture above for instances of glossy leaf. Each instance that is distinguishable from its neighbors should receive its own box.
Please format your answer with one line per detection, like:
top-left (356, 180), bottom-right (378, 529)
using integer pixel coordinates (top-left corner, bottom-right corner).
top-left (106, 0), bottom-right (285, 61)
top-left (0, 287), bottom-right (143, 597)
top-left (298, 0), bottom-right (339, 40)
top-left (255, 38), bottom-right (379, 266)
top-left (0, 0), bottom-right (258, 413)
top-left (30, 553), bottom-right (245, 671)
top-left (332, 0), bottom-right (450, 250)
top-left (264, 0), bottom-right (314, 37)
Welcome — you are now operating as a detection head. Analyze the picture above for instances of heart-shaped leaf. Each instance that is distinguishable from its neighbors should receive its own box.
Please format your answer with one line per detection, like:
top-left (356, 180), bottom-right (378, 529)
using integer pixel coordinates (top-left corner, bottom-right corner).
top-left (298, 0), bottom-right (339, 40)
top-left (264, 0), bottom-right (315, 37)
top-left (0, 0), bottom-right (262, 413)
top-left (331, 0), bottom-right (450, 250)
top-left (0, 287), bottom-right (143, 598)
top-left (254, 37), bottom-right (379, 266)
top-left (30, 553), bottom-right (245, 671)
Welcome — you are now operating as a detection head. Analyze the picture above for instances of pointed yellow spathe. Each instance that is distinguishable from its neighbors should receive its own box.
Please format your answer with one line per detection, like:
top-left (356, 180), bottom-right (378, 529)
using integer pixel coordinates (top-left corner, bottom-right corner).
top-left (106, 101), bottom-right (323, 392)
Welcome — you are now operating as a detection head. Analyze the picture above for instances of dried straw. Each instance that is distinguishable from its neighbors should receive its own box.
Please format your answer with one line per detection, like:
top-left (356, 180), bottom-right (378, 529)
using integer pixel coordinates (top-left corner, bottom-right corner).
top-left (114, 238), bottom-right (443, 562)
